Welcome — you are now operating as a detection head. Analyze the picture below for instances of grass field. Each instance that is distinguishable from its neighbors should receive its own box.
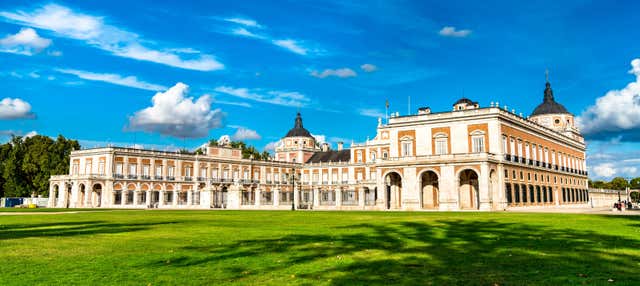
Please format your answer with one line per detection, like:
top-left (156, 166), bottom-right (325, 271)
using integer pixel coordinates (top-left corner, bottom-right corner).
top-left (1, 210), bottom-right (639, 285)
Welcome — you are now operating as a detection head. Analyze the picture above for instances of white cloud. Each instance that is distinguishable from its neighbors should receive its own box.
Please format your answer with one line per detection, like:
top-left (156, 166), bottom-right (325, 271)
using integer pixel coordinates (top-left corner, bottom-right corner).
top-left (312, 134), bottom-right (326, 144)
top-left (0, 4), bottom-right (223, 71)
top-left (214, 86), bottom-right (310, 107)
top-left (264, 140), bottom-right (281, 152)
top-left (360, 64), bottom-right (378, 72)
top-left (231, 27), bottom-right (264, 39)
top-left (577, 59), bottom-right (640, 141)
top-left (592, 163), bottom-right (616, 178)
top-left (310, 68), bottom-right (357, 78)
top-left (232, 127), bottom-right (261, 141)
top-left (438, 26), bottom-right (472, 38)
top-left (0, 27), bottom-right (51, 55)
top-left (224, 17), bottom-right (263, 28)
top-left (272, 39), bottom-right (309, 55)
top-left (0, 97), bottom-right (35, 119)
top-left (127, 83), bottom-right (225, 138)
top-left (47, 50), bottom-right (62, 56)
top-left (23, 130), bottom-right (37, 138)
top-left (56, 68), bottom-right (166, 91)
top-left (358, 108), bottom-right (385, 118)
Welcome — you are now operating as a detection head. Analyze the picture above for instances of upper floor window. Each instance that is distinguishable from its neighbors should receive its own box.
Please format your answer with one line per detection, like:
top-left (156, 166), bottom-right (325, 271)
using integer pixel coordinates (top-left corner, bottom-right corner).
top-left (470, 131), bottom-right (485, 153)
top-left (356, 151), bottom-right (363, 162)
top-left (129, 164), bottom-right (137, 175)
top-left (401, 141), bottom-right (413, 157)
top-left (115, 163), bottom-right (123, 175)
top-left (85, 161), bottom-right (92, 175)
top-left (98, 160), bottom-right (105, 175)
top-left (143, 164), bottom-right (150, 176)
top-left (502, 136), bottom-right (508, 153)
top-left (370, 151), bottom-right (376, 161)
top-left (155, 165), bottom-right (162, 176)
top-left (72, 161), bottom-right (79, 175)
top-left (434, 133), bottom-right (448, 155)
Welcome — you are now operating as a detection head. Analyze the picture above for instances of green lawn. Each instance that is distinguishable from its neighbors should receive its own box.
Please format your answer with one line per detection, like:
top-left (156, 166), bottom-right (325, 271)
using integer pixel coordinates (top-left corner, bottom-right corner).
top-left (0, 210), bottom-right (638, 285)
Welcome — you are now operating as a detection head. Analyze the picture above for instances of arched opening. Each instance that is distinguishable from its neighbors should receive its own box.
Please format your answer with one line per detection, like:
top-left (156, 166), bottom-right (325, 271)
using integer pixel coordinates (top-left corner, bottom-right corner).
top-left (78, 184), bottom-right (86, 207)
top-left (420, 171), bottom-right (439, 209)
top-left (213, 186), bottom-right (228, 208)
top-left (92, 183), bottom-right (102, 207)
top-left (65, 183), bottom-right (72, 208)
top-left (52, 184), bottom-right (59, 207)
top-left (384, 172), bottom-right (402, 209)
top-left (113, 183), bottom-right (123, 205)
top-left (458, 169), bottom-right (479, 210)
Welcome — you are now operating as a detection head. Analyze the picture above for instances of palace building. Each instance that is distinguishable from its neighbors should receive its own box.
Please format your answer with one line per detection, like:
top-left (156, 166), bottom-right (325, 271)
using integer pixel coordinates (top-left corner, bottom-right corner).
top-left (48, 79), bottom-right (589, 210)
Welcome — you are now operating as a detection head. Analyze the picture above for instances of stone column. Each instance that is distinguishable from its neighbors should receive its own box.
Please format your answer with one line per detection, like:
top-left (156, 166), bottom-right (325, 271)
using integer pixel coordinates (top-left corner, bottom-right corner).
top-left (255, 188), bottom-right (261, 207)
top-left (293, 186), bottom-right (300, 210)
top-left (187, 190), bottom-right (192, 206)
top-left (145, 190), bottom-right (151, 207)
top-left (121, 191), bottom-right (126, 207)
top-left (274, 188), bottom-right (280, 207)
top-left (226, 184), bottom-right (241, 209)
top-left (358, 188), bottom-right (365, 207)
top-left (133, 191), bottom-right (139, 206)
top-left (313, 188), bottom-right (319, 207)
top-left (48, 185), bottom-right (55, 208)
top-left (159, 190), bottom-right (165, 207)
top-left (172, 190), bottom-right (178, 207)
top-left (336, 188), bottom-right (342, 207)
top-left (85, 187), bottom-right (92, 208)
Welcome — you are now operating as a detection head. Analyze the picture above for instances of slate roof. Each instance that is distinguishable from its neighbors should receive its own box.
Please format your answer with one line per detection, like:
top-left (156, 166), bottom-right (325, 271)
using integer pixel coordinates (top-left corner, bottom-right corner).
top-left (531, 82), bottom-right (571, 116)
top-left (306, 150), bottom-right (351, 163)
top-left (284, 112), bottom-right (313, 138)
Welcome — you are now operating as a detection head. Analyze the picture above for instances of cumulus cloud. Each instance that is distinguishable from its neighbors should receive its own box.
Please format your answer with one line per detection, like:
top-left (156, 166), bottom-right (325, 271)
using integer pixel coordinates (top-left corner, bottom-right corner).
top-left (360, 63), bottom-right (378, 72)
top-left (264, 140), bottom-right (281, 152)
top-left (310, 68), bottom-right (357, 78)
top-left (358, 108), bottom-right (385, 118)
top-left (311, 134), bottom-right (326, 144)
top-left (127, 83), bottom-right (225, 138)
top-left (56, 68), bottom-right (166, 91)
top-left (438, 26), bottom-right (472, 38)
top-left (0, 97), bottom-right (35, 119)
top-left (0, 27), bottom-right (51, 55)
top-left (214, 86), bottom-right (310, 107)
top-left (577, 59), bottom-right (640, 141)
top-left (592, 163), bottom-right (616, 178)
top-left (0, 4), bottom-right (223, 71)
top-left (232, 127), bottom-right (261, 141)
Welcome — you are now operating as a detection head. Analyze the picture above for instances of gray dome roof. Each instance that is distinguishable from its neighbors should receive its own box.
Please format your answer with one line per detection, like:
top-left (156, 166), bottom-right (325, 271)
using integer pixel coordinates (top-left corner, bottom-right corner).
top-left (453, 97), bottom-right (476, 106)
top-left (284, 112), bottom-right (313, 138)
top-left (531, 82), bottom-right (571, 116)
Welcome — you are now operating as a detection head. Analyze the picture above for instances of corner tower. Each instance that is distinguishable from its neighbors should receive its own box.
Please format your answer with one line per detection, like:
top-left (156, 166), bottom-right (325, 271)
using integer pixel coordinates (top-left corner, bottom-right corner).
top-left (275, 112), bottom-right (320, 163)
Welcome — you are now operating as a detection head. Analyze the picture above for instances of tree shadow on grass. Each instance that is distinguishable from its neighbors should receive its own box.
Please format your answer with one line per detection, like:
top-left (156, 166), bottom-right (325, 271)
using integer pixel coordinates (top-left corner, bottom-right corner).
top-left (0, 220), bottom-right (183, 240)
top-left (155, 218), bottom-right (640, 285)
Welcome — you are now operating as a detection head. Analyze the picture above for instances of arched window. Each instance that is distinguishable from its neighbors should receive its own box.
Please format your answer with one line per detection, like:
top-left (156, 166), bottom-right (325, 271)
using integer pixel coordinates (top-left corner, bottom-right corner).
top-left (370, 151), bottom-right (377, 161)
top-left (400, 136), bottom-right (413, 157)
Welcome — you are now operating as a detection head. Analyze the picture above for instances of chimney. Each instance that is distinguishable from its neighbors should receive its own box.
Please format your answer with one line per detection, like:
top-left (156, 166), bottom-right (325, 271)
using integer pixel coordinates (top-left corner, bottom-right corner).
top-left (418, 107), bottom-right (431, 115)
top-left (321, 142), bottom-right (330, 152)
top-left (337, 142), bottom-right (344, 151)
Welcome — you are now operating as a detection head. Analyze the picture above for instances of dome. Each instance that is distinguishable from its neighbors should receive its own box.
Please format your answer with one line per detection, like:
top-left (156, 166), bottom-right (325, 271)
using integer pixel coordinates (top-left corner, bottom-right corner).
top-left (531, 82), bottom-right (571, 116)
top-left (284, 112), bottom-right (313, 138)
top-left (453, 98), bottom-right (476, 106)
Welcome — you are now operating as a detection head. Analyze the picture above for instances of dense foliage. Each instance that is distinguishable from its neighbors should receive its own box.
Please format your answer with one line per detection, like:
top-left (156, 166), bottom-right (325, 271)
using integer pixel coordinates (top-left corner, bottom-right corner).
top-left (0, 135), bottom-right (79, 197)
top-left (589, 176), bottom-right (640, 190)
top-left (204, 139), bottom-right (271, 160)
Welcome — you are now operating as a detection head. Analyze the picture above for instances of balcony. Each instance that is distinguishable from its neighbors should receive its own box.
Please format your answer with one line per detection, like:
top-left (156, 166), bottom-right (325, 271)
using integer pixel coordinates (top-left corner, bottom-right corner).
top-left (184, 176), bottom-right (193, 181)
top-left (220, 178), bottom-right (233, 183)
top-left (114, 174), bottom-right (124, 179)
top-left (527, 159), bottom-right (533, 165)
top-left (127, 174), bottom-right (138, 179)
top-left (154, 175), bottom-right (163, 180)
top-left (504, 154), bottom-right (511, 161)
top-left (197, 177), bottom-right (206, 182)
top-left (167, 176), bottom-right (175, 181)
top-left (251, 179), bottom-right (260, 184)
top-left (266, 180), bottom-right (272, 184)
top-left (210, 178), bottom-right (220, 183)
top-left (342, 180), bottom-right (349, 184)
top-left (140, 175), bottom-right (151, 180)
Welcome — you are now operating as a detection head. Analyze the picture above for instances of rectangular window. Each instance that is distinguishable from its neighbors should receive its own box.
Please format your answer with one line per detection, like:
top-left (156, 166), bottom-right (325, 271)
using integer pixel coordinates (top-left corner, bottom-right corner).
top-left (212, 169), bottom-right (218, 179)
top-left (85, 162), bottom-right (92, 175)
top-left (168, 166), bottom-right (175, 177)
top-left (155, 165), bottom-right (162, 176)
top-left (129, 164), bottom-right (137, 175)
top-left (72, 162), bottom-right (79, 175)
top-left (98, 160), bottom-right (105, 175)
top-left (115, 163), bottom-right (123, 175)
top-left (472, 136), bottom-right (484, 153)
top-left (143, 165), bottom-right (150, 176)
top-left (401, 141), bottom-right (412, 157)
top-left (435, 139), bottom-right (448, 155)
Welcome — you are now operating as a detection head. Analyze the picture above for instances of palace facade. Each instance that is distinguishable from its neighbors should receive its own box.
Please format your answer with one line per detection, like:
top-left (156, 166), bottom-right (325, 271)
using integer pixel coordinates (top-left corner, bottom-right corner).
top-left (48, 80), bottom-right (589, 210)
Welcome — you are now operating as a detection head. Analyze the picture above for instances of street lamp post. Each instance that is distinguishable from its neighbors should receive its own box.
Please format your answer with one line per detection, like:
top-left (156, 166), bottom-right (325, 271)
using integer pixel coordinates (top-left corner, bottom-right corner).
top-left (289, 171), bottom-right (299, 211)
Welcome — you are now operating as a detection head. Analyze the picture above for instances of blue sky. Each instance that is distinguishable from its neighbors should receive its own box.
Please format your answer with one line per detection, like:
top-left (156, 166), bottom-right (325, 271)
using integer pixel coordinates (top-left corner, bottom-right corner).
top-left (0, 0), bottom-right (639, 180)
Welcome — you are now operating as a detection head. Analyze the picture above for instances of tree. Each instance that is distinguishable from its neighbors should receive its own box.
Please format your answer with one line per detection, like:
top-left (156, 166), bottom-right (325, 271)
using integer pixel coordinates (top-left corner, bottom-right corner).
top-left (609, 177), bottom-right (629, 191)
top-left (629, 177), bottom-right (640, 189)
top-left (0, 134), bottom-right (79, 197)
